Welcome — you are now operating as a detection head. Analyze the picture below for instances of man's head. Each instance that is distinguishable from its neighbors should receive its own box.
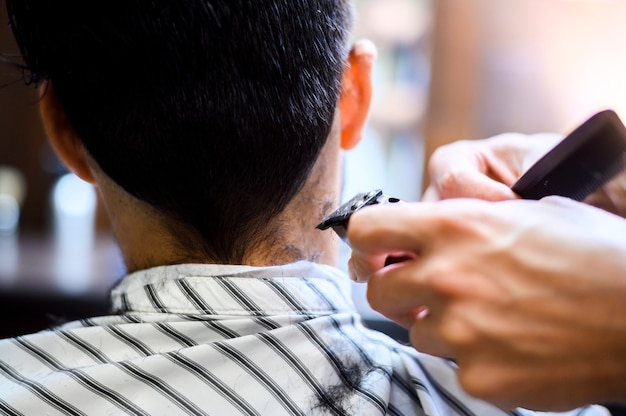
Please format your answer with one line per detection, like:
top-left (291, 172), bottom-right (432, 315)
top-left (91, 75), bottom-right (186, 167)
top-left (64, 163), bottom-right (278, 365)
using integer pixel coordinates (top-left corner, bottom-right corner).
top-left (7, 0), bottom-right (373, 267)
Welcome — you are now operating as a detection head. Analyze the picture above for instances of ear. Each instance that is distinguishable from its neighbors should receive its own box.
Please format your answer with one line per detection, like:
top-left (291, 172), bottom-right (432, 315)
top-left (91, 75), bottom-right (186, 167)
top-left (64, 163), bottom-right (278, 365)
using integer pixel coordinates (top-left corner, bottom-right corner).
top-left (39, 82), bottom-right (96, 184)
top-left (339, 39), bottom-right (377, 150)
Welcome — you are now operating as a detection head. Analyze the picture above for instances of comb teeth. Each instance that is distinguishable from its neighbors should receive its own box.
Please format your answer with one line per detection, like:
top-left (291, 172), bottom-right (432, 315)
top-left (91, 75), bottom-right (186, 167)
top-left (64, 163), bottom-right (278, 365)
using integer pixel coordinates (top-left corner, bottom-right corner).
top-left (512, 110), bottom-right (626, 201)
top-left (515, 155), bottom-right (626, 201)
top-left (570, 157), bottom-right (626, 201)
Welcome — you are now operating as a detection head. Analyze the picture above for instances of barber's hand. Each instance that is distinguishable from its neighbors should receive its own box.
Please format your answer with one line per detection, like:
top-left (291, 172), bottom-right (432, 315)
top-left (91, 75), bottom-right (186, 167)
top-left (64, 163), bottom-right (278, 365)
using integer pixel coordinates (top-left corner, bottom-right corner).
top-left (348, 197), bottom-right (626, 410)
top-left (424, 132), bottom-right (626, 219)
top-left (422, 133), bottom-right (561, 202)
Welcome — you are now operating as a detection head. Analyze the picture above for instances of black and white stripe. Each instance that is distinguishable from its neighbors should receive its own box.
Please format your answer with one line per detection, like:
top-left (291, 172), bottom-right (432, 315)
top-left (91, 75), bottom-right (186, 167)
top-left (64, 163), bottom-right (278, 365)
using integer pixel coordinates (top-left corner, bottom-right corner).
top-left (12, 337), bottom-right (149, 415)
top-left (0, 262), bottom-right (605, 416)
top-left (211, 341), bottom-right (306, 415)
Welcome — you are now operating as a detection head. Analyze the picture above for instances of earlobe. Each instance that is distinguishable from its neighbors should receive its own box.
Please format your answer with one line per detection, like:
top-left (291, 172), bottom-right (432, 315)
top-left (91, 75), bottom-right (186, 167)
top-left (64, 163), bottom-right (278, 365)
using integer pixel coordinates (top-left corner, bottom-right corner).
top-left (39, 82), bottom-right (96, 184)
top-left (339, 39), bottom-right (377, 150)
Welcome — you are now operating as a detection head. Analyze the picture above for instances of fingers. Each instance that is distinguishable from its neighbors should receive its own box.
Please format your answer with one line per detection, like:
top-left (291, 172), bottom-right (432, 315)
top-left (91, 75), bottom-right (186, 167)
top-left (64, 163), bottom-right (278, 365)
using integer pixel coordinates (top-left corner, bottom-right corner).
top-left (347, 203), bottom-right (437, 282)
top-left (365, 260), bottom-right (431, 325)
top-left (408, 318), bottom-right (455, 359)
top-left (420, 185), bottom-right (441, 202)
top-left (348, 203), bottom-right (432, 254)
top-left (347, 252), bottom-right (387, 283)
top-left (365, 260), bottom-right (456, 358)
top-left (346, 200), bottom-right (470, 281)
top-left (429, 168), bottom-right (518, 201)
top-left (425, 141), bottom-right (518, 201)
top-left (423, 133), bottom-right (561, 202)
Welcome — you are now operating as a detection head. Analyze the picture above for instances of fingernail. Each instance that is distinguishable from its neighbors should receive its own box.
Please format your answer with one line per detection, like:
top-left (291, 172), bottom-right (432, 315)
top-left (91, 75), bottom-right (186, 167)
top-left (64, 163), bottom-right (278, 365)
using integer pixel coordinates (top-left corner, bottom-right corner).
top-left (416, 307), bottom-right (430, 320)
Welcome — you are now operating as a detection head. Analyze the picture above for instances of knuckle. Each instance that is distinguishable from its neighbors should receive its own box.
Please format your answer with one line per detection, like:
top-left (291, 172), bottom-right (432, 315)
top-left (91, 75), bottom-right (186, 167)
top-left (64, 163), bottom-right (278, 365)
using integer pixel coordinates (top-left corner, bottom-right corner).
top-left (458, 365), bottom-right (503, 401)
top-left (438, 314), bottom-right (476, 348)
top-left (438, 169), bottom-right (467, 198)
top-left (419, 260), bottom-right (465, 296)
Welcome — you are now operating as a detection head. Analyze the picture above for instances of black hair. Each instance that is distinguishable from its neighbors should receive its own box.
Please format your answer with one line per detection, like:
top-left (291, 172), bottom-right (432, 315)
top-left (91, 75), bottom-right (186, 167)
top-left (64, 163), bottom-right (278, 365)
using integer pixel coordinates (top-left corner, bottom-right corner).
top-left (6, 0), bottom-right (354, 263)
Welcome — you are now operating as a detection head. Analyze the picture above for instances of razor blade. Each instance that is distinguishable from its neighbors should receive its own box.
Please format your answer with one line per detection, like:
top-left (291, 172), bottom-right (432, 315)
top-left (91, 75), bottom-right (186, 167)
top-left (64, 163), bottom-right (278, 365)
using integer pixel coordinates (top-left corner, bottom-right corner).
top-left (316, 189), bottom-right (401, 246)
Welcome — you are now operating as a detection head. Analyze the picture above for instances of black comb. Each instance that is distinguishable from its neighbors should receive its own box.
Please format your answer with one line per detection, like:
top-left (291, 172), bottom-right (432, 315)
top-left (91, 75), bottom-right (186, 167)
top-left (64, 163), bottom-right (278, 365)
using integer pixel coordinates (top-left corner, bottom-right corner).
top-left (511, 110), bottom-right (626, 201)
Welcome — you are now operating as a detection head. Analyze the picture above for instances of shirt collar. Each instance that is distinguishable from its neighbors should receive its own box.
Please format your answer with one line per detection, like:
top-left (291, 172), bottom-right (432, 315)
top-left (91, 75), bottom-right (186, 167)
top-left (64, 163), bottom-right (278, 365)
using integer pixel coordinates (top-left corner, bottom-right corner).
top-left (110, 261), bottom-right (356, 316)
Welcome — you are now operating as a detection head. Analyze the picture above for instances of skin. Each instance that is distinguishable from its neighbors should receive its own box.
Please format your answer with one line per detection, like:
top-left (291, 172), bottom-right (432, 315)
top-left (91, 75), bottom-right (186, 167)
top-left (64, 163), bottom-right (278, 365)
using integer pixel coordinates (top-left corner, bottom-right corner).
top-left (348, 133), bottom-right (626, 410)
top-left (421, 133), bottom-right (561, 202)
top-left (38, 39), bottom-right (377, 272)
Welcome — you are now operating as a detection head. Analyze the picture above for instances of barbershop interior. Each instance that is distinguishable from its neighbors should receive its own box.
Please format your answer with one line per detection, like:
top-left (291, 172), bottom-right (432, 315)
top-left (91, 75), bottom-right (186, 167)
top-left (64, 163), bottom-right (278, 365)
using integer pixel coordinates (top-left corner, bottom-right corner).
top-left (1, 0), bottom-right (626, 343)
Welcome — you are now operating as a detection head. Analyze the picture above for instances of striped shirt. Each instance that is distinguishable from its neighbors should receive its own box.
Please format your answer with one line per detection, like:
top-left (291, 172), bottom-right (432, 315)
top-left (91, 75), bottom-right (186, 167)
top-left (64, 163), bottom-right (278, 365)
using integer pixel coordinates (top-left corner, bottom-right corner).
top-left (0, 262), bottom-right (609, 415)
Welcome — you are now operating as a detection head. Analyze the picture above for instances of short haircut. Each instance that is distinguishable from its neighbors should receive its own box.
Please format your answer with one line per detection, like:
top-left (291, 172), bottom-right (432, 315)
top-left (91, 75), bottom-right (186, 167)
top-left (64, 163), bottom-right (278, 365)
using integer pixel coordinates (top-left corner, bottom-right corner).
top-left (7, 0), bottom-right (354, 263)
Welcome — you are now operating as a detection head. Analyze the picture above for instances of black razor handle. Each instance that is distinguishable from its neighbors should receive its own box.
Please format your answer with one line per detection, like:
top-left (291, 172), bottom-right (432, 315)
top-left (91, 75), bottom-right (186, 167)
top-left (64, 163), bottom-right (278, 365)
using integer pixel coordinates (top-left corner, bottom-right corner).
top-left (511, 110), bottom-right (626, 201)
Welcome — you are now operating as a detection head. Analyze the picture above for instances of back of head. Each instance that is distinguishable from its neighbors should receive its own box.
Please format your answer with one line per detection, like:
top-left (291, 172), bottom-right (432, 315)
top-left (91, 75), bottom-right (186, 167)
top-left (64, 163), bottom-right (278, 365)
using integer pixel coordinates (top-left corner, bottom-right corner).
top-left (7, 0), bottom-right (354, 263)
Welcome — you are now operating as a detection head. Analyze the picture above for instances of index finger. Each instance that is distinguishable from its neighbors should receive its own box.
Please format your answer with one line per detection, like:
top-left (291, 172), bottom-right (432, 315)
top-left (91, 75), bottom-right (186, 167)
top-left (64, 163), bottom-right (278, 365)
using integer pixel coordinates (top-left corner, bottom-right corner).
top-left (347, 202), bottom-right (442, 281)
top-left (347, 202), bottom-right (439, 256)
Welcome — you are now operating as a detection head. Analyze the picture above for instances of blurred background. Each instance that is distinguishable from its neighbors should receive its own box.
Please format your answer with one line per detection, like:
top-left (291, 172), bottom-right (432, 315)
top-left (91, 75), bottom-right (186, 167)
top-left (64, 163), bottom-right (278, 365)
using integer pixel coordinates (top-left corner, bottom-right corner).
top-left (1, 0), bottom-right (626, 338)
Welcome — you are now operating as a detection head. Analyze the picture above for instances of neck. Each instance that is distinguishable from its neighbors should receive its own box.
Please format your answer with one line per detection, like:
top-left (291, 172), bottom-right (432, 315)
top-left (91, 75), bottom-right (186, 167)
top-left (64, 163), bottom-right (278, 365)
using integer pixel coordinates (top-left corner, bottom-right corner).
top-left (96, 133), bottom-right (344, 272)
